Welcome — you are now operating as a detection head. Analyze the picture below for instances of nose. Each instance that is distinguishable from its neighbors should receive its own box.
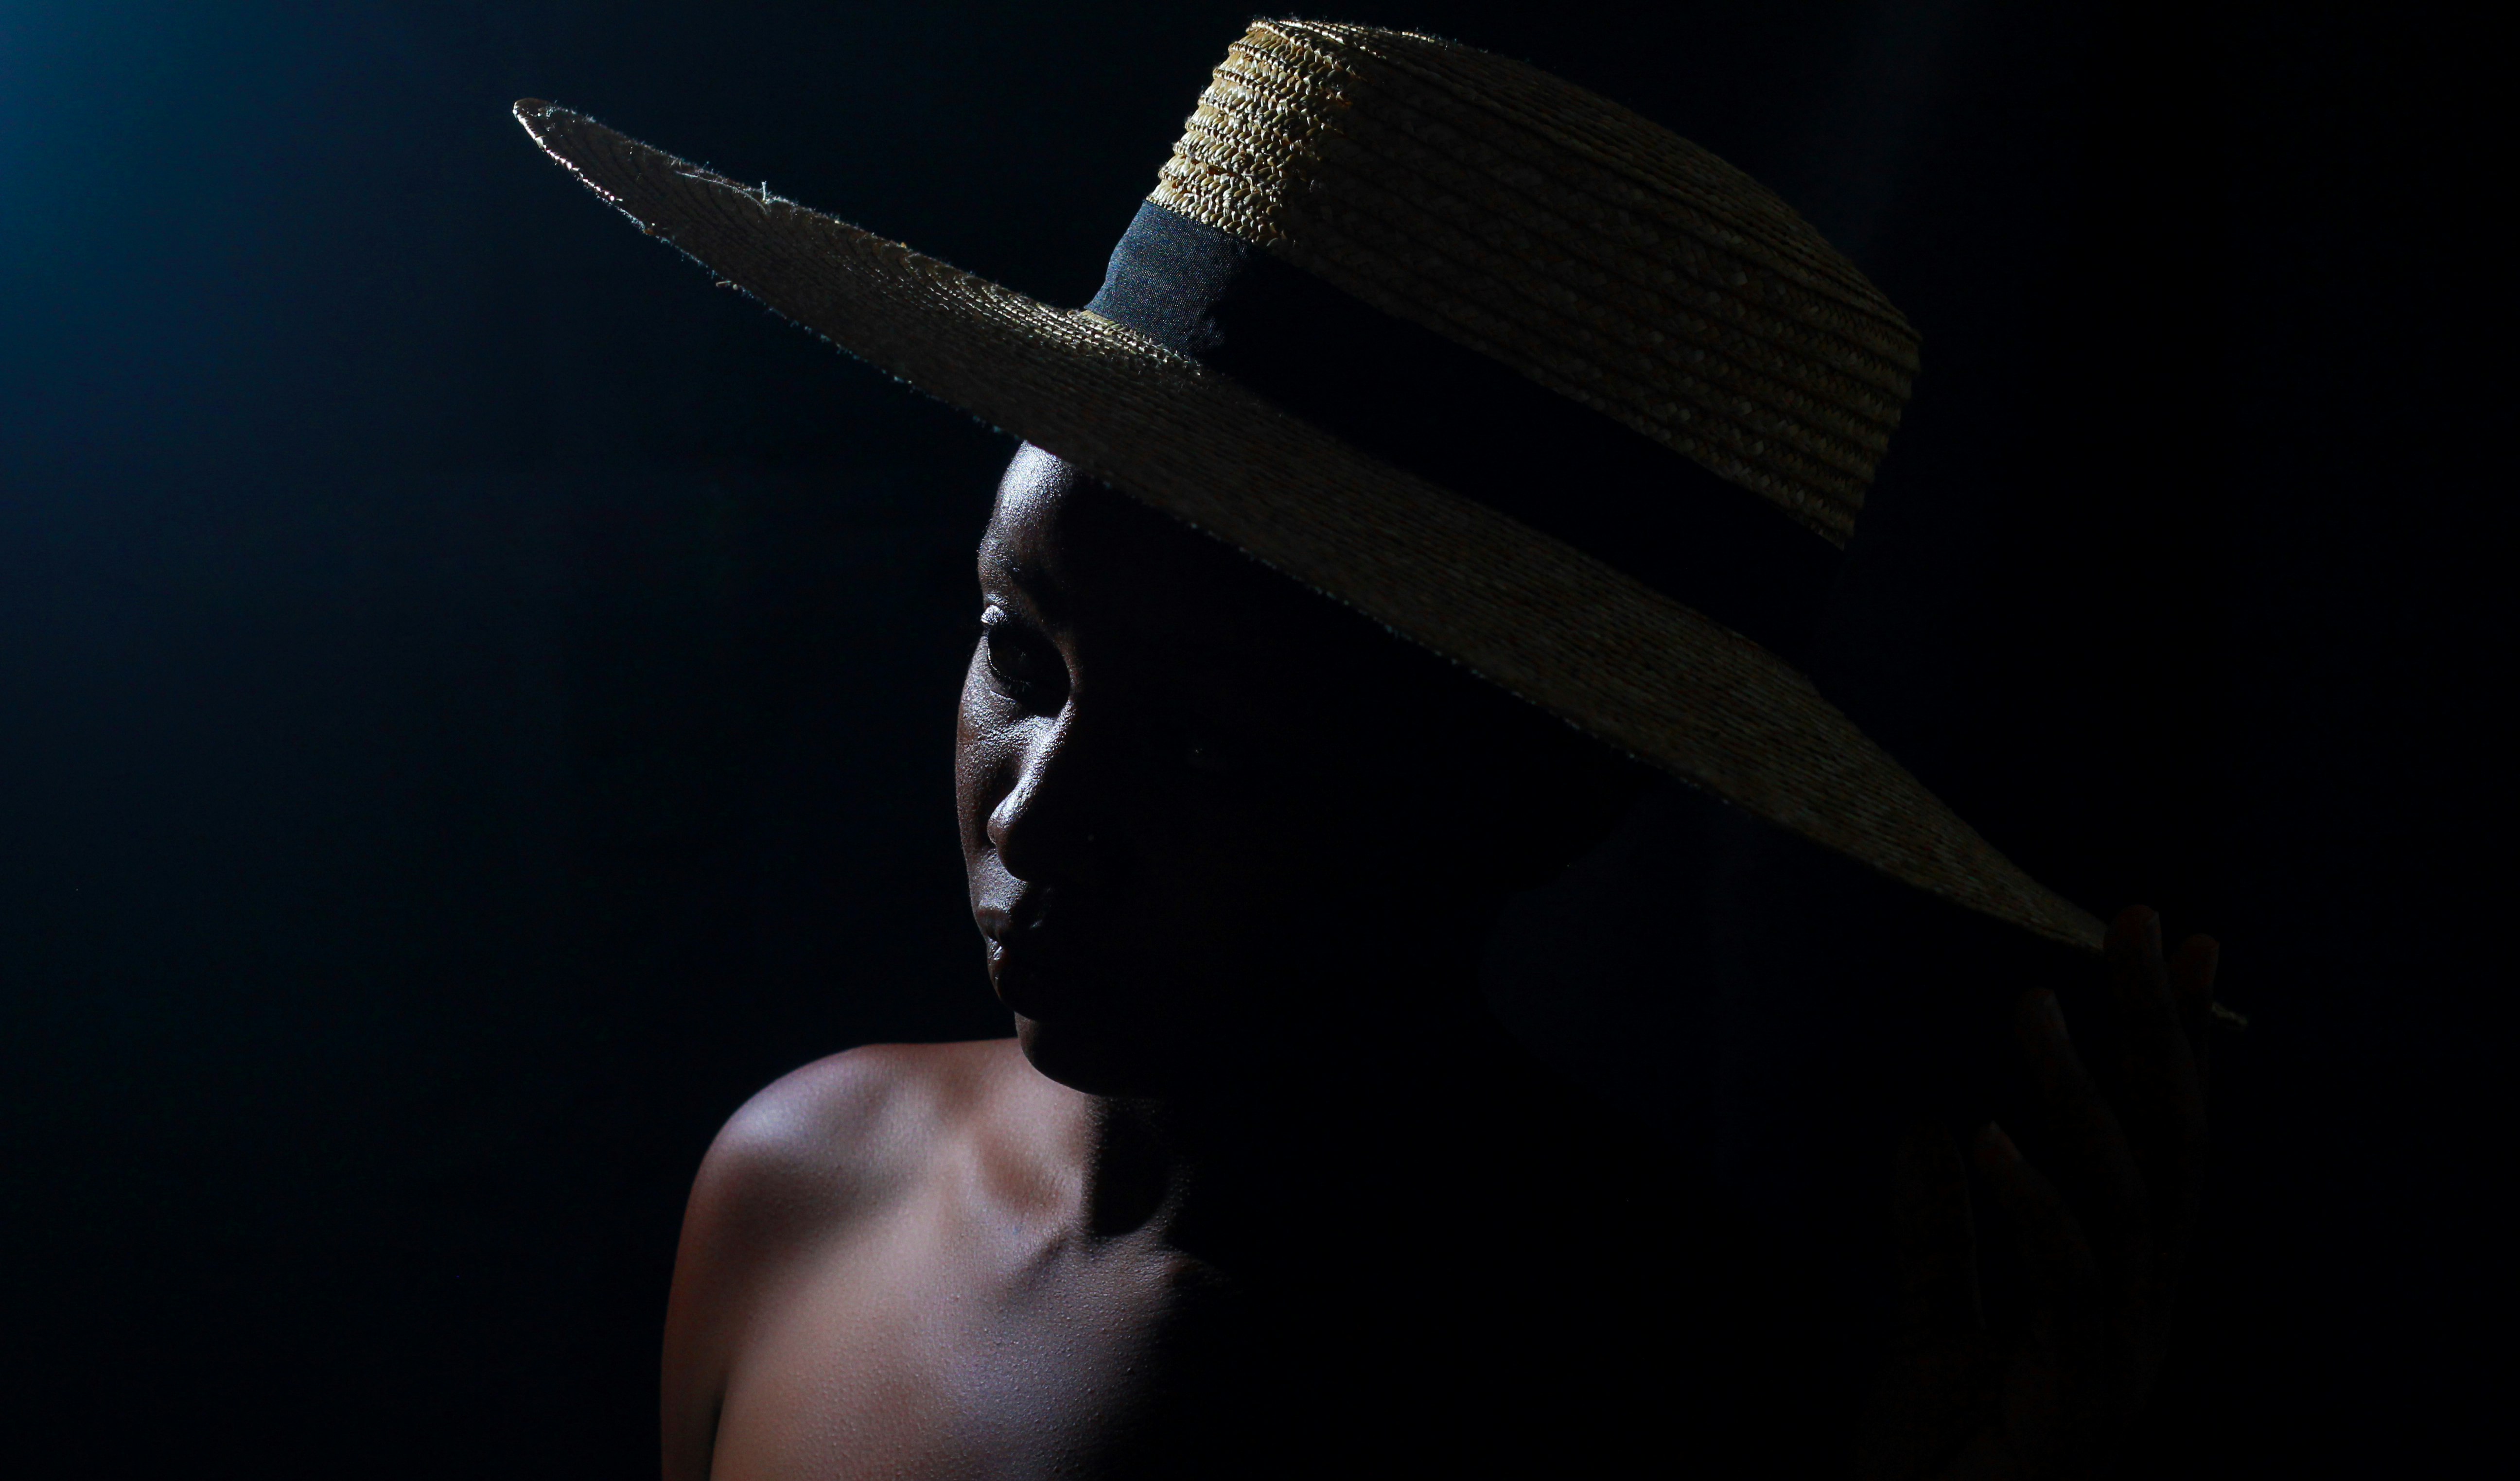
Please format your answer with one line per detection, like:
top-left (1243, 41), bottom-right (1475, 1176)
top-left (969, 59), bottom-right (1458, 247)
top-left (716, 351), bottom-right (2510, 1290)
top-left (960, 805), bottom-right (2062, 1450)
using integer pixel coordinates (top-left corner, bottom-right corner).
top-left (987, 703), bottom-right (1113, 889)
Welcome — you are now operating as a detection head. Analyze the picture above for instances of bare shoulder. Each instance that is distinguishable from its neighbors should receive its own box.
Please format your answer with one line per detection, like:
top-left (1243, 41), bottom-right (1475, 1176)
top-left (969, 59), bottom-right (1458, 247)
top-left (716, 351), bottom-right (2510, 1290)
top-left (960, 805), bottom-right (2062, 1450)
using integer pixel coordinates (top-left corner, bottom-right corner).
top-left (706, 1042), bottom-right (1017, 1221)
top-left (661, 1039), bottom-right (1078, 1480)
top-left (672, 1038), bottom-right (1054, 1295)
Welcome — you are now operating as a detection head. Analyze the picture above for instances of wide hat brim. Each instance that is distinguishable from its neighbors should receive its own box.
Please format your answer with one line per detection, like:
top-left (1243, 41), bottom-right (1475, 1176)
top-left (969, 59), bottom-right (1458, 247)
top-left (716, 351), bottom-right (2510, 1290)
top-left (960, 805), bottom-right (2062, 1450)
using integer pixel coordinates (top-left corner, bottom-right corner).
top-left (514, 100), bottom-right (2105, 955)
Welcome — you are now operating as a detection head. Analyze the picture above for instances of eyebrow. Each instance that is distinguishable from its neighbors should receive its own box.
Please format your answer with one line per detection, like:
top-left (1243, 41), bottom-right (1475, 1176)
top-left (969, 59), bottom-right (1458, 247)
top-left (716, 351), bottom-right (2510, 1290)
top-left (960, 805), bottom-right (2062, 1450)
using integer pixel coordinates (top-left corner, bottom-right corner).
top-left (977, 546), bottom-right (1071, 626)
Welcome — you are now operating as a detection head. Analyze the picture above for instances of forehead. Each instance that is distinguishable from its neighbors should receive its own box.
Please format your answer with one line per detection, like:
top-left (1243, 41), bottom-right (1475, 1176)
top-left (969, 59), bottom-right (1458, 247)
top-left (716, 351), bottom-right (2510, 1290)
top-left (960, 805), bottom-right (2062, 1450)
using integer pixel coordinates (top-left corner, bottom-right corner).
top-left (980, 445), bottom-right (1321, 658)
top-left (973, 449), bottom-right (1572, 794)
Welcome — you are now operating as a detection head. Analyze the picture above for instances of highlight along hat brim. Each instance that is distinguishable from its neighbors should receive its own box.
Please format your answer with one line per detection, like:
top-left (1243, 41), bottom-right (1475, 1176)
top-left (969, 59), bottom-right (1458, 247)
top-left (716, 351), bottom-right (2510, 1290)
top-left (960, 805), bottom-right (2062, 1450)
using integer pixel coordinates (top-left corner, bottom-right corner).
top-left (513, 100), bottom-right (2105, 955)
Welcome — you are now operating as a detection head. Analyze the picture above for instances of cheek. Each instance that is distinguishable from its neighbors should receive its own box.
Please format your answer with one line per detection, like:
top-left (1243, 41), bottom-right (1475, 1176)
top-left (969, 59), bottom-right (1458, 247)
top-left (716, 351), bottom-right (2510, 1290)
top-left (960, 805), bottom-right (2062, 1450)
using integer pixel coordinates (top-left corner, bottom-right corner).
top-left (1223, 791), bottom-right (1433, 946)
top-left (1129, 784), bottom-right (1372, 934)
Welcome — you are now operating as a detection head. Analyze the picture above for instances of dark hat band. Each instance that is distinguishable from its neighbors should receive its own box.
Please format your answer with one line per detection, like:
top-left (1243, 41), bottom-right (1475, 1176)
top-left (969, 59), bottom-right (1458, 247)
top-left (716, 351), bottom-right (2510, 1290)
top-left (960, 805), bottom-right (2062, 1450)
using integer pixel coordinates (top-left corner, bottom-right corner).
top-left (1085, 200), bottom-right (1838, 670)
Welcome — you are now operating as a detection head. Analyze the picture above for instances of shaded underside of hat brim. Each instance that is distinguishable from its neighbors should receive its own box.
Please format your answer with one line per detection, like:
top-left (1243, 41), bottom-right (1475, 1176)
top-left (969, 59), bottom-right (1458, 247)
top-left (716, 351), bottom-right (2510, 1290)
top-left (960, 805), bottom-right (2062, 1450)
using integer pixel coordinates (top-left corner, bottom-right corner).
top-left (511, 100), bottom-right (2104, 956)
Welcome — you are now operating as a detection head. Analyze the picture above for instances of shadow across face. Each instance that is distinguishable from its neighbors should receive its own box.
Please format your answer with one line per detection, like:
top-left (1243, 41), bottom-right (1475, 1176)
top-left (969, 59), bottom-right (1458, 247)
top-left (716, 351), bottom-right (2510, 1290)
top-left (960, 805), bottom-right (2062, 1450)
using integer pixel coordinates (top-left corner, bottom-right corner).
top-left (956, 445), bottom-right (1655, 1098)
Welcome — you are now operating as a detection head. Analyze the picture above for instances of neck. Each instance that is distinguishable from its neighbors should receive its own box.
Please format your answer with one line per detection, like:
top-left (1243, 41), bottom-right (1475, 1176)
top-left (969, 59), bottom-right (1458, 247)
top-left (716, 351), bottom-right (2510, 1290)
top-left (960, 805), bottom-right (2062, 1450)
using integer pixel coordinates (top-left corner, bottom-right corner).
top-left (1074, 997), bottom-right (1562, 1272)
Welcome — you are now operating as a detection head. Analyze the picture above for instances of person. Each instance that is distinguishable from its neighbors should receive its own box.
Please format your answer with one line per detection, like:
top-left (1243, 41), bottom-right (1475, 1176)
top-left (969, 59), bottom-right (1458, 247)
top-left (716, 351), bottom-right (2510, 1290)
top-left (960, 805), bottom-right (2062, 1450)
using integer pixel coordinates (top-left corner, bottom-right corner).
top-left (516, 20), bottom-right (2225, 1477)
top-left (654, 447), bottom-right (2217, 1480)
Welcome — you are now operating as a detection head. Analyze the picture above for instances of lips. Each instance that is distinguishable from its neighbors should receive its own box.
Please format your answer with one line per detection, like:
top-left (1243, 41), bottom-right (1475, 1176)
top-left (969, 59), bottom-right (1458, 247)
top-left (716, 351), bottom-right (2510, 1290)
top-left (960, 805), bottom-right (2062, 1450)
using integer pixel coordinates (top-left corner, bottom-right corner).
top-left (989, 938), bottom-right (1081, 1022)
top-left (977, 889), bottom-right (1072, 1019)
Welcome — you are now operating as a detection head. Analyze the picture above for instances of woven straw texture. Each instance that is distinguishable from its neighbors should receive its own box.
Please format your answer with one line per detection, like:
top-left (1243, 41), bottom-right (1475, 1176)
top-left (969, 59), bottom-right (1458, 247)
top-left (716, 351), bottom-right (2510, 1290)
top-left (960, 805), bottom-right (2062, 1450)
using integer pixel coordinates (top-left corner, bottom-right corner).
top-left (512, 65), bottom-right (2099, 953)
top-left (1151, 20), bottom-right (1919, 545)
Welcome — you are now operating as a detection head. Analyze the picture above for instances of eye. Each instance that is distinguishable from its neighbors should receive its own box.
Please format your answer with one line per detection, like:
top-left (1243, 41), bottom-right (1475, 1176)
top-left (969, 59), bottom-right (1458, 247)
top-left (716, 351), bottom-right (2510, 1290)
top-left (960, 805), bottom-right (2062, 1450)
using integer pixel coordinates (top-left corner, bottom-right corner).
top-left (979, 604), bottom-right (1061, 706)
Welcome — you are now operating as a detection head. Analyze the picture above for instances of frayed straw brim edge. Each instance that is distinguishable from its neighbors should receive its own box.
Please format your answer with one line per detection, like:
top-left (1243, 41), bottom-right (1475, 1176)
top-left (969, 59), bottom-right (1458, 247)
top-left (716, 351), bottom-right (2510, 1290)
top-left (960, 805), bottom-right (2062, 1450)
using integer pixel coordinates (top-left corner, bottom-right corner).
top-left (513, 100), bottom-right (2105, 956)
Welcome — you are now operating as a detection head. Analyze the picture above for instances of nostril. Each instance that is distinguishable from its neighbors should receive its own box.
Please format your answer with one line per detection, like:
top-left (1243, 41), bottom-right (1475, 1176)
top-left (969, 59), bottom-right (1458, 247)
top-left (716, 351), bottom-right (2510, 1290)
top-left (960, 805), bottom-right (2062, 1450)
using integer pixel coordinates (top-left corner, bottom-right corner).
top-left (986, 711), bottom-right (1109, 887)
top-left (993, 792), bottom-right (1112, 892)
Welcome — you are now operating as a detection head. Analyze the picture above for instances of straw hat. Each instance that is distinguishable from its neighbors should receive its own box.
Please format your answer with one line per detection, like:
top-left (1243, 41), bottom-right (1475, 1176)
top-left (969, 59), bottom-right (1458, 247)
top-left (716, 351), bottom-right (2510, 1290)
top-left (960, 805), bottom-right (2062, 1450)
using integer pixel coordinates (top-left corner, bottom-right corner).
top-left (515, 19), bottom-right (2105, 953)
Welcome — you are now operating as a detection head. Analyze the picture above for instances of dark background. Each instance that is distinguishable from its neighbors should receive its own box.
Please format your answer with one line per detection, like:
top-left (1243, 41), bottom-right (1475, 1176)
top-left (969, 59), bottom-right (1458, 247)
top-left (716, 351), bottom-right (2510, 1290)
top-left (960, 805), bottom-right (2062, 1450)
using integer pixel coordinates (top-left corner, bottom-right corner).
top-left (0, 1), bottom-right (2492, 1475)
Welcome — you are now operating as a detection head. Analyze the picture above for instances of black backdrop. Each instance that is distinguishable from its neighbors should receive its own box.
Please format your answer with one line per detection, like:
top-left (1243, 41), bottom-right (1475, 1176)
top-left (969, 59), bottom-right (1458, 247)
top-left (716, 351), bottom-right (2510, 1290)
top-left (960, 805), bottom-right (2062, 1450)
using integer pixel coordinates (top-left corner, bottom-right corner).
top-left (0, 1), bottom-right (2492, 1475)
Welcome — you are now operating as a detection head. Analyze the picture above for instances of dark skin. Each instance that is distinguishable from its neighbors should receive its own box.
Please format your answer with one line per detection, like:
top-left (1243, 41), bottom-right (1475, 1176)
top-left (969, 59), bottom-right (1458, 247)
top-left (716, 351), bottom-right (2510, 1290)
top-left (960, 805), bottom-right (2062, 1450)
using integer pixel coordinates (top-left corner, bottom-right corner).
top-left (661, 444), bottom-right (2218, 1480)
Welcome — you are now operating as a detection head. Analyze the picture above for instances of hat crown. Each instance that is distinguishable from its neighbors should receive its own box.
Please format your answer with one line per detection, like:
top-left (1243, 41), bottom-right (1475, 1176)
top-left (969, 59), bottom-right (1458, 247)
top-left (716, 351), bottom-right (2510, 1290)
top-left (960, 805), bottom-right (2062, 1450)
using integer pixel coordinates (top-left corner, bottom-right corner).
top-left (1150, 20), bottom-right (1920, 545)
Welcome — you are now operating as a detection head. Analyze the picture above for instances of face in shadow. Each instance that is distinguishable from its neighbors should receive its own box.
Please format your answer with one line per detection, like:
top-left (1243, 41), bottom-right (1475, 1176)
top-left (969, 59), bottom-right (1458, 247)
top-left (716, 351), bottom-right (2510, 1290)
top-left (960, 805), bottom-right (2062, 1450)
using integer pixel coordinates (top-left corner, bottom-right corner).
top-left (956, 444), bottom-right (1653, 1099)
